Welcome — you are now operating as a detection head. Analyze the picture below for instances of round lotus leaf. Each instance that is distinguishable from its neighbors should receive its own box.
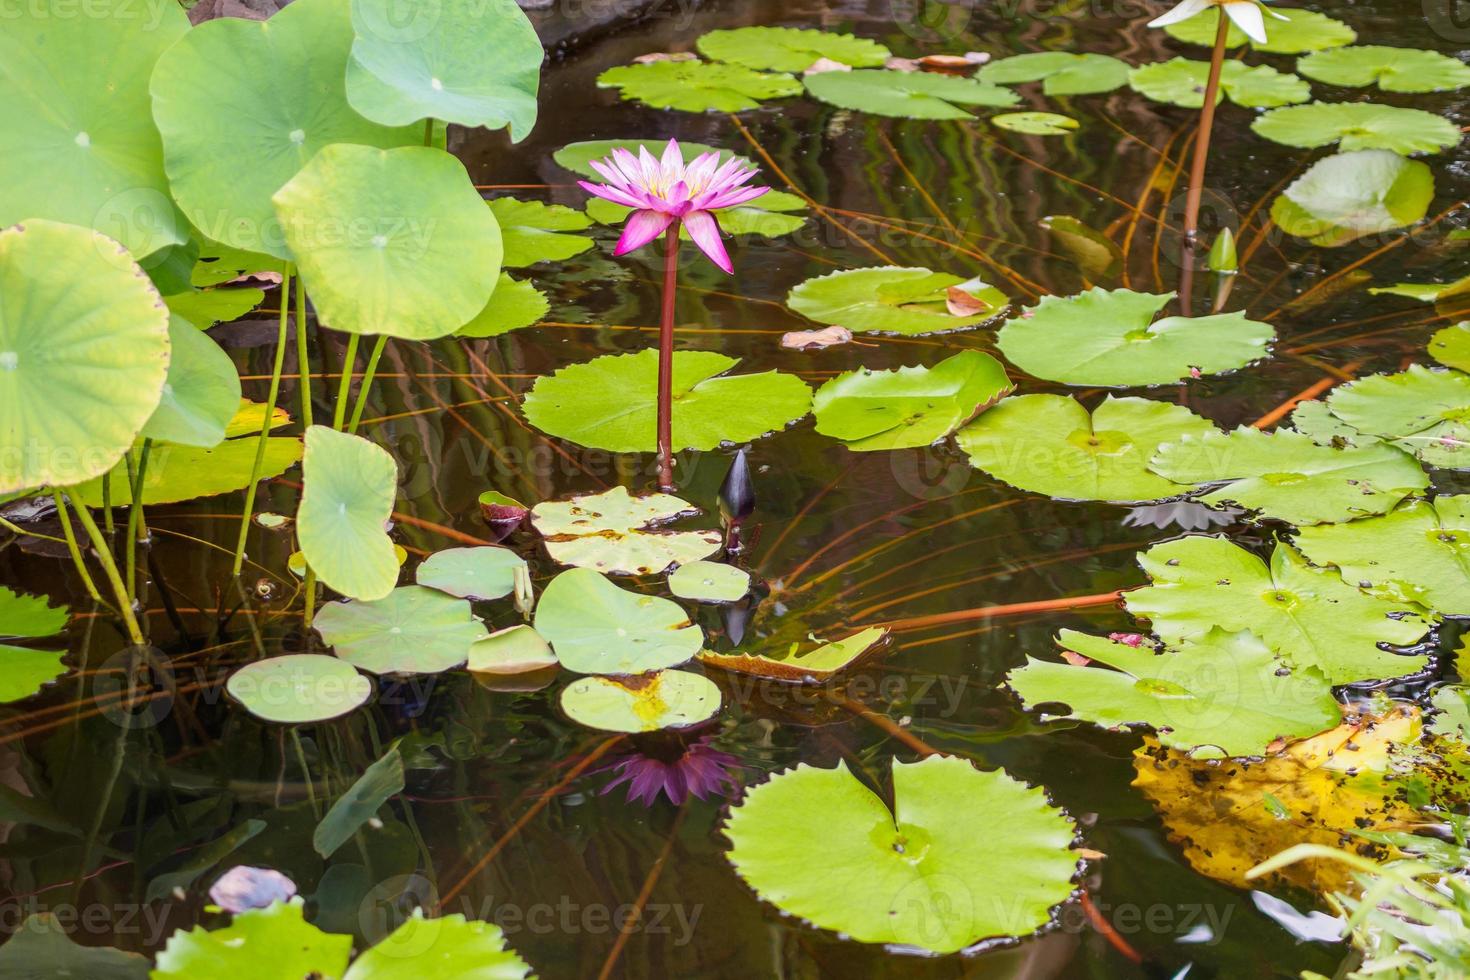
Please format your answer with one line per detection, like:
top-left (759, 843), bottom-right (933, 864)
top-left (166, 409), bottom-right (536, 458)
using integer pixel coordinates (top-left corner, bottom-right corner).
top-left (812, 350), bottom-right (1012, 451)
top-left (153, 899), bottom-right (351, 979)
top-left (553, 139), bottom-right (750, 179)
top-left (272, 144), bottom-right (501, 340)
top-left (669, 561), bottom-right (750, 603)
top-left (1252, 103), bottom-right (1460, 156)
top-left (597, 62), bottom-right (802, 112)
top-left (468, 625), bottom-right (556, 675)
top-left (0, 646), bottom-right (66, 704)
top-left (1270, 149), bottom-right (1433, 248)
top-left (342, 912), bottom-right (532, 979)
top-left (69, 435), bottom-right (303, 507)
top-left (991, 111), bottom-right (1079, 136)
top-left (142, 315), bottom-right (242, 448)
top-left (996, 288), bottom-right (1274, 386)
top-left (1325, 364), bottom-right (1470, 468)
top-left (226, 654), bottom-right (373, 724)
top-left (560, 669), bottom-right (721, 733)
top-left (696, 27), bottom-right (890, 72)
top-left (956, 394), bottom-right (1215, 503)
top-left (1161, 7), bottom-right (1355, 54)
top-left (1295, 496), bottom-right (1470, 614)
top-left (149, 0), bottom-right (425, 260)
top-left (522, 350), bottom-right (812, 453)
top-left (299, 426), bottom-right (400, 602)
top-left (531, 485), bottom-right (721, 576)
top-left (416, 546), bottom-right (526, 600)
top-left (1431, 323), bottom-right (1470, 372)
top-left (1008, 629), bottom-right (1341, 759)
top-left (534, 568), bottom-right (702, 675)
top-left (1129, 59), bottom-right (1310, 109)
top-left (787, 267), bottom-right (1007, 335)
top-left (0, 220), bottom-right (170, 494)
top-left (1149, 426), bottom-right (1428, 525)
top-left (315, 585), bottom-right (487, 675)
top-left (1298, 45), bottom-right (1470, 94)
top-left (725, 756), bottom-right (1077, 953)
top-left (978, 52), bottom-right (1129, 95)
top-left (1126, 537), bottom-right (1430, 685)
top-left (345, 0), bottom-right (540, 137)
top-left (0, 587), bottom-right (67, 640)
top-left (804, 69), bottom-right (1018, 119)
top-left (456, 275), bottom-right (548, 339)
top-left (0, 0), bottom-right (189, 258)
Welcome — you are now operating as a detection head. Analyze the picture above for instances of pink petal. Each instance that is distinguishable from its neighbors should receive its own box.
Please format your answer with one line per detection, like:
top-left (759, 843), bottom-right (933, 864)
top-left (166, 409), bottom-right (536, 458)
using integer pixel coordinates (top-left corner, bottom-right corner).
top-left (589, 158), bottom-right (634, 191)
top-left (702, 184), bottom-right (769, 210)
top-left (614, 209), bottom-right (676, 255)
top-left (683, 210), bottom-right (732, 274)
top-left (661, 138), bottom-right (685, 176)
top-left (610, 148), bottom-right (642, 181)
top-left (578, 180), bottom-right (646, 209)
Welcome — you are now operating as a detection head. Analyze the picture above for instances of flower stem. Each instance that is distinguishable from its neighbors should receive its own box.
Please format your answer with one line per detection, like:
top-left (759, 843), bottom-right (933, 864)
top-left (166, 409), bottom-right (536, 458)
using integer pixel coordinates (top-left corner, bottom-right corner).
top-left (295, 277), bottom-right (313, 430)
top-left (1182, 12), bottom-right (1231, 244)
top-left (124, 439), bottom-right (152, 602)
top-left (67, 494), bottom-right (145, 646)
top-left (657, 223), bottom-right (680, 491)
top-left (347, 335), bottom-right (388, 435)
top-left (232, 265), bottom-right (293, 578)
top-left (333, 332), bottom-right (360, 430)
top-left (49, 490), bottom-right (103, 606)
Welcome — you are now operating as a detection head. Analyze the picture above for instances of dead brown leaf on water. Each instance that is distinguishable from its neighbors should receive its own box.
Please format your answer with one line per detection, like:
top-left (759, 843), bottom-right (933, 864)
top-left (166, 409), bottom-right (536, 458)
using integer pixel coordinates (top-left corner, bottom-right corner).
top-left (633, 51), bottom-right (698, 64)
top-left (803, 57), bottom-right (852, 75)
top-left (781, 326), bottom-right (853, 351)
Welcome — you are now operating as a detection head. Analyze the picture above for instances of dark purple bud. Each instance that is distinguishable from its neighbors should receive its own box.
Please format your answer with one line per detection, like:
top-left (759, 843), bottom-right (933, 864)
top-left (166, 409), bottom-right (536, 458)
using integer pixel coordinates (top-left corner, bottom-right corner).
top-left (478, 490), bottom-right (529, 542)
top-left (718, 449), bottom-right (754, 524)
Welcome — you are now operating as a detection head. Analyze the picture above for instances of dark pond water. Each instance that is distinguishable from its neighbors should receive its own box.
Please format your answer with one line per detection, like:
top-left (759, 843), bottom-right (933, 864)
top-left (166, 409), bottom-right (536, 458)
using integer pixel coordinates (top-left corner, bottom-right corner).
top-left (3, 1), bottom-right (1467, 976)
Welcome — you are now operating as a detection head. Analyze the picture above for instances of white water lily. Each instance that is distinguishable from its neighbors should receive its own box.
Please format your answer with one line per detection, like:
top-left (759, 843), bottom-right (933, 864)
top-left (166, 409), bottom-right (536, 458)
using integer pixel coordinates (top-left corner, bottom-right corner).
top-left (1147, 0), bottom-right (1285, 45)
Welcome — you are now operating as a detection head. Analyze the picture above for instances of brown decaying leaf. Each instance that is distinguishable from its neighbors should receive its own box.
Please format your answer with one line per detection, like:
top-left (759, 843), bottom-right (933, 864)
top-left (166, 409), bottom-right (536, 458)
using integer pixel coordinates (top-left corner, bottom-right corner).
top-left (781, 325), bottom-right (853, 351)
top-left (803, 57), bottom-right (852, 75)
top-left (633, 51), bottom-right (698, 64)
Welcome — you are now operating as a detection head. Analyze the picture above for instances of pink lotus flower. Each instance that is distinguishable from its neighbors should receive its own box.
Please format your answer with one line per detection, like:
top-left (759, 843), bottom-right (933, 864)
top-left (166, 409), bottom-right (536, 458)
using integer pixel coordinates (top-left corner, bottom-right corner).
top-left (578, 140), bottom-right (768, 274)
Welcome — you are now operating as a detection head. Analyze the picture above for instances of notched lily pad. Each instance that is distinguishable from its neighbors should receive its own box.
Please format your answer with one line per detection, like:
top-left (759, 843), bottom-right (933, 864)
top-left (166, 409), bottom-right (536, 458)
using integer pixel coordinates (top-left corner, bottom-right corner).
top-left (226, 654), bottom-right (373, 724)
top-left (1129, 59), bottom-right (1311, 109)
top-left (298, 426), bottom-right (399, 602)
top-left (531, 485), bottom-right (721, 576)
top-left (314, 586), bottom-right (488, 675)
top-left (724, 756), bottom-right (1078, 953)
top-left (787, 267), bottom-right (1007, 335)
top-left (1298, 45), bottom-right (1470, 94)
top-left (416, 546), bottom-right (527, 600)
top-left (978, 52), bottom-right (1129, 95)
top-left (803, 68), bottom-right (1018, 119)
top-left (561, 669), bottom-right (722, 733)
top-left (991, 111), bottom-right (1078, 135)
top-left (699, 627), bottom-right (888, 683)
top-left (488, 198), bottom-right (594, 268)
top-left (1252, 103), bottom-right (1460, 156)
top-left (1324, 364), bottom-right (1470, 468)
top-left (696, 27), bottom-right (890, 72)
top-left (0, 587), bottom-right (68, 639)
top-left (597, 61), bottom-right (802, 112)
top-left (669, 561), bottom-right (750, 603)
top-left (534, 568), bottom-right (703, 675)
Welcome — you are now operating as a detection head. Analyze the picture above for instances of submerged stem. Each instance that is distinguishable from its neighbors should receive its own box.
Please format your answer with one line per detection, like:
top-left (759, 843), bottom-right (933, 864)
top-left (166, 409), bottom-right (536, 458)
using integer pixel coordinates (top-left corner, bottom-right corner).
top-left (1182, 13), bottom-right (1230, 243)
top-left (347, 335), bottom-right (388, 435)
top-left (656, 223), bottom-right (680, 491)
top-left (232, 266), bottom-right (293, 578)
top-left (333, 332), bottom-right (360, 430)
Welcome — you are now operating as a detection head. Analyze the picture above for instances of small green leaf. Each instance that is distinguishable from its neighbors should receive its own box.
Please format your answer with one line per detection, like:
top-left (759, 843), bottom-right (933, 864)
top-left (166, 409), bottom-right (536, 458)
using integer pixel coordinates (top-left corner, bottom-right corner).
top-left (787, 267), bottom-right (1007, 335)
top-left (700, 627), bottom-right (887, 683)
top-left (142, 315), bottom-right (242, 448)
top-left (560, 670), bottom-right (722, 733)
top-left (0, 646), bottom-right (66, 703)
top-left (696, 27), bottom-right (890, 72)
top-left (1431, 323), bottom-right (1470, 372)
top-left (468, 625), bottom-right (556, 675)
top-left (226, 654), bottom-right (374, 724)
top-left (0, 587), bottom-right (67, 639)
top-left (991, 111), bottom-right (1079, 135)
top-left (315, 586), bottom-right (487, 675)
top-left (313, 746), bottom-right (405, 857)
top-left (416, 547), bottom-right (526, 600)
top-left (804, 68), bottom-right (1018, 118)
top-left (597, 62), bottom-right (801, 112)
top-left (669, 561), bottom-right (750, 602)
top-left (299, 427), bottom-right (400, 602)
top-left (456, 274), bottom-right (548, 338)
top-left (534, 568), bottom-right (702, 675)
top-left (163, 286), bottom-right (264, 328)
top-left (488, 198), bottom-right (594, 268)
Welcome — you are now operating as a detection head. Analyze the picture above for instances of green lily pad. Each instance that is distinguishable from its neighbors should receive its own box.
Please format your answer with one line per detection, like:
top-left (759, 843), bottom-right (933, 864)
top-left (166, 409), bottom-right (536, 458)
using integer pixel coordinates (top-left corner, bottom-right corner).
top-left (1008, 629), bottom-right (1341, 758)
top-left (273, 144), bottom-right (502, 340)
top-left (0, 913), bottom-right (149, 980)
top-left (1288, 398), bottom-right (1378, 450)
top-left (724, 756), bottom-right (1077, 953)
top-left (978, 52), bottom-right (1130, 95)
top-left (0, 587), bottom-right (67, 639)
top-left (956, 395), bottom-right (1215, 503)
top-left (583, 191), bottom-right (808, 240)
top-left (669, 561), bottom-right (750, 602)
top-left (696, 27), bottom-right (890, 72)
top-left (1128, 59), bottom-right (1311, 108)
top-left (522, 350), bottom-right (812, 453)
top-left (560, 670), bottom-right (721, 733)
top-left (315, 586), bottom-right (487, 675)
top-left (415, 546), bottom-right (526, 600)
top-left (1161, 7), bottom-right (1355, 54)
top-left (787, 267), bottom-right (1007, 335)
top-left (1298, 45), bottom-right (1470, 94)
top-left (346, 0), bottom-right (541, 137)
top-left (1126, 536), bottom-right (1430, 685)
top-left (0, 220), bottom-right (170, 494)
top-left (342, 911), bottom-right (532, 979)
top-left (68, 432), bottom-right (303, 507)
top-left (1369, 282), bottom-right (1455, 303)
top-left (468, 625), bottom-right (557, 674)
top-left (1294, 496), bottom-right (1470, 613)
top-left (456, 275), bottom-right (548, 338)
top-left (150, 0), bottom-right (424, 259)
top-left (1431, 323), bottom-right (1470, 372)
top-left (1148, 426), bottom-right (1428, 525)
top-left (0, 646), bottom-right (66, 703)
top-left (1324, 365), bottom-right (1470, 468)
top-left (1270, 149), bottom-right (1433, 247)
top-left (597, 62), bottom-right (801, 112)
top-left (804, 69), bottom-right (1018, 119)
top-left (299, 426), bottom-right (399, 602)
top-left (154, 900), bottom-right (351, 978)
top-left (991, 111), bottom-right (1079, 135)
top-left (996, 288), bottom-right (1274, 386)
top-left (163, 287), bottom-right (265, 328)
top-left (1252, 103), bottom-right (1461, 155)
top-left (141, 315), bottom-right (241, 448)
top-left (699, 627), bottom-right (887, 683)
top-left (812, 350), bottom-right (1012, 451)
top-left (226, 654), bottom-right (374, 724)
top-left (533, 568), bottom-right (702, 675)
top-left (553, 140), bottom-right (750, 179)
top-left (531, 485), bottom-right (721, 576)
top-left (0, 0), bottom-right (189, 258)
top-left (489, 198), bottom-right (594, 268)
